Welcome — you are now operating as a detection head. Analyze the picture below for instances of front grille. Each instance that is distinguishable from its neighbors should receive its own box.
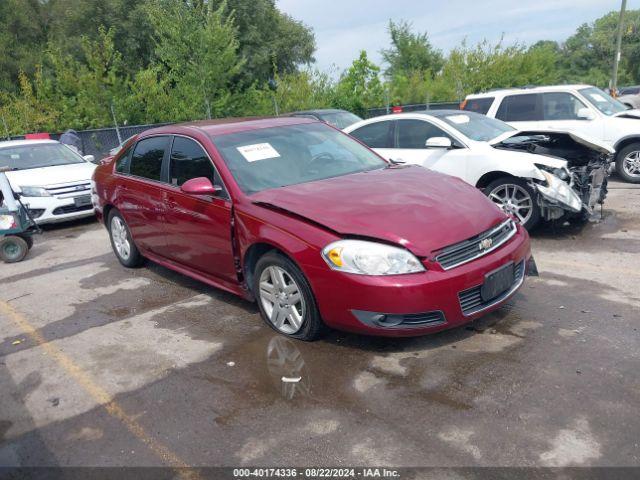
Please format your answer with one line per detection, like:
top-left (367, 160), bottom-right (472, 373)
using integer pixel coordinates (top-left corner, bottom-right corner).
top-left (458, 260), bottom-right (525, 316)
top-left (46, 182), bottom-right (91, 198)
top-left (52, 204), bottom-right (93, 215)
top-left (436, 219), bottom-right (517, 270)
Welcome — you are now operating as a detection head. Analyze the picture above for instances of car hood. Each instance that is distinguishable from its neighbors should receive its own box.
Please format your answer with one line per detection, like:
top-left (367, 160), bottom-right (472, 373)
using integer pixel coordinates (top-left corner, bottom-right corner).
top-left (250, 166), bottom-right (508, 258)
top-left (612, 108), bottom-right (640, 119)
top-left (5, 162), bottom-right (96, 190)
top-left (491, 129), bottom-right (614, 155)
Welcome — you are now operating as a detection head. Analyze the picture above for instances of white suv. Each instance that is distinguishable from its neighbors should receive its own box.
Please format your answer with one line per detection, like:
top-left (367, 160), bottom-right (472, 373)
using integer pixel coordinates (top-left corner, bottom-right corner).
top-left (463, 85), bottom-right (640, 183)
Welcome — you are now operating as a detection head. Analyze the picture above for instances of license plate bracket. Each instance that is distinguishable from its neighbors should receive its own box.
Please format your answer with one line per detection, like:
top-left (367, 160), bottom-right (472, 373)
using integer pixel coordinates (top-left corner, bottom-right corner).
top-left (481, 262), bottom-right (514, 302)
top-left (74, 195), bottom-right (92, 207)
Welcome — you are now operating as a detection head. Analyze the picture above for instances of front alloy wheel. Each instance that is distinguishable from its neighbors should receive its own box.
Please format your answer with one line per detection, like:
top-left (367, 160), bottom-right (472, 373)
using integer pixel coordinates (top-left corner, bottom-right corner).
top-left (485, 177), bottom-right (540, 230)
top-left (616, 142), bottom-right (640, 184)
top-left (259, 266), bottom-right (305, 335)
top-left (254, 251), bottom-right (325, 341)
top-left (622, 150), bottom-right (640, 180)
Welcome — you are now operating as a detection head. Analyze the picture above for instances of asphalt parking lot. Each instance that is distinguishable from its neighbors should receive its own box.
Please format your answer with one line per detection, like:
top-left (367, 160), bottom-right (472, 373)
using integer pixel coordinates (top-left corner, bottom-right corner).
top-left (1, 179), bottom-right (639, 469)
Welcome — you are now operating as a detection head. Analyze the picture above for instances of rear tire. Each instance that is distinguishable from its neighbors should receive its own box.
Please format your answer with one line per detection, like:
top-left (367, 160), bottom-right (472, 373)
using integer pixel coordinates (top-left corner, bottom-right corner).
top-left (0, 236), bottom-right (29, 263)
top-left (615, 142), bottom-right (640, 183)
top-left (254, 251), bottom-right (325, 341)
top-left (108, 210), bottom-right (144, 267)
top-left (484, 177), bottom-right (540, 230)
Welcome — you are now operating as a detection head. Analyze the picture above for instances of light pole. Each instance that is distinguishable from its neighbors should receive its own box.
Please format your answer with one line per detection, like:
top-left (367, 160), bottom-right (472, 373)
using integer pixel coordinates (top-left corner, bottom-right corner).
top-left (611, 0), bottom-right (627, 95)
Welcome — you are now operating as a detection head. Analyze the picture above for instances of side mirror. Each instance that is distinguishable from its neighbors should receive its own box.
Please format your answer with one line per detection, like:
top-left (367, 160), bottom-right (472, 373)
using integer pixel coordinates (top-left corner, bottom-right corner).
top-left (180, 177), bottom-right (222, 196)
top-left (577, 108), bottom-right (595, 120)
top-left (425, 137), bottom-right (453, 149)
top-left (83, 154), bottom-right (96, 163)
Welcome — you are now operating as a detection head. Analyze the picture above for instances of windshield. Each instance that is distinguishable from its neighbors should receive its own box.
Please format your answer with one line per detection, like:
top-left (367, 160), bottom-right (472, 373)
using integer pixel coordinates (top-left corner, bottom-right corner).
top-left (319, 112), bottom-right (363, 129)
top-left (437, 112), bottom-right (514, 142)
top-left (211, 122), bottom-right (387, 194)
top-left (0, 143), bottom-right (86, 170)
top-left (579, 87), bottom-right (628, 116)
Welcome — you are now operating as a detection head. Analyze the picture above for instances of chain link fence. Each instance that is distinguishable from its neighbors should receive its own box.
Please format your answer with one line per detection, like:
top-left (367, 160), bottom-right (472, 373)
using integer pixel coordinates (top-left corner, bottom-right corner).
top-left (8, 123), bottom-right (170, 159)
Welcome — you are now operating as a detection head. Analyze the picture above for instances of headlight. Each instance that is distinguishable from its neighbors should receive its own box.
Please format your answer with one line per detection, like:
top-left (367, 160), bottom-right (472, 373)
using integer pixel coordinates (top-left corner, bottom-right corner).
top-left (20, 186), bottom-right (51, 197)
top-left (536, 171), bottom-right (582, 212)
top-left (322, 239), bottom-right (425, 275)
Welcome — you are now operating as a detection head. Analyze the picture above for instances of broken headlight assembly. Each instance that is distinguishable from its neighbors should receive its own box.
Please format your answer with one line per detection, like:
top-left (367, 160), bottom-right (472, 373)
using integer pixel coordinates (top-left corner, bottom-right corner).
top-left (535, 170), bottom-right (582, 212)
top-left (535, 163), bottom-right (570, 181)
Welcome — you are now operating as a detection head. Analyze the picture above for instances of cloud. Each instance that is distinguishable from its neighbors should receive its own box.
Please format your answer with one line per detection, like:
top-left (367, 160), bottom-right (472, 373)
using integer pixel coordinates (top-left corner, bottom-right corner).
top-left (277, 0), bottom-right (638, 74)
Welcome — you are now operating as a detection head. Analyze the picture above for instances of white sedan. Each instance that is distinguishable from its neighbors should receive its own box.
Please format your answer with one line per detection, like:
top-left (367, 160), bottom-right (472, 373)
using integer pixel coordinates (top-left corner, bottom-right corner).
top-left (0, 140), bottom-right (96, 224)
top-left (344, 111), bottom-right (613, 230)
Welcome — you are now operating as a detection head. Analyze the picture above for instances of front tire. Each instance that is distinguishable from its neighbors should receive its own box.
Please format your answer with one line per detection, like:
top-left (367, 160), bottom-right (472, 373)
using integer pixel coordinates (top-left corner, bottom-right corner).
top-left (0, 236), bottom-right (29, 263)
top-left (254, 251), bottom-right (325, 341)
top-left (108, 210), bottom-right (144, 267)
top-left (616, 142), bottom-right (640, 183)
top-left (485, 177), bottom-right (540, 230)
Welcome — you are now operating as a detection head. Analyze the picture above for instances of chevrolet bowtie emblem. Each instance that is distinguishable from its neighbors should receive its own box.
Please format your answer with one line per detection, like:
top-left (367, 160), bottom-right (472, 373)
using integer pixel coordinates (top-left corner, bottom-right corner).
top-left (479, 238), bottom-right (493, 250)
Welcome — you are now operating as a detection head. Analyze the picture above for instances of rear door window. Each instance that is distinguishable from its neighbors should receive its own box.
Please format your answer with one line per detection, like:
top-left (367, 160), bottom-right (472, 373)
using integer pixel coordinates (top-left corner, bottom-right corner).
top-left (129, 136), bottom-right (170, 182)
top-left (349, 121), bottom-right (393, 148)
top-left (495, 94), bottom-right (543, 121)
top-left (395, 119), bottom-right (452, 149)
top-left (463, 97), bottom-right (494, 114)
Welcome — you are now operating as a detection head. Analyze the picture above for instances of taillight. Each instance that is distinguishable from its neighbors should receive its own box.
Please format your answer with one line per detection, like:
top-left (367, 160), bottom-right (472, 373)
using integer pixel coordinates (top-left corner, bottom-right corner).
top-left (459, 99), bottom-right (468, 110)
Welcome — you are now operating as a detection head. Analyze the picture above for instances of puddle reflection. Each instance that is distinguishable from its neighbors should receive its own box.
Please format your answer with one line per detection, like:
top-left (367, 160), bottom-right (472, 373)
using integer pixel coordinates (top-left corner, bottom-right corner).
top-left (266, 336), bottom-right (312, 400)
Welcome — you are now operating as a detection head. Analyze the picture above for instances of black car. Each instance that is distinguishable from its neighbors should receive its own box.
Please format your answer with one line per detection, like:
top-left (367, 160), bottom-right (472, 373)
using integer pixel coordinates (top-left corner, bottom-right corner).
top-left (287, 109), bottom-right (362, 129)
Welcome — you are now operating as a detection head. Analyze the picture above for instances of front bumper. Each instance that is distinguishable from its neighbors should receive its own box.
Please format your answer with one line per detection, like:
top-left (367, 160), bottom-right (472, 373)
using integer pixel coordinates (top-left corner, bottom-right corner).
top-left (306, 225), bottom-right (531, 337)
top-left (22, 195), bottom-right (95, 224)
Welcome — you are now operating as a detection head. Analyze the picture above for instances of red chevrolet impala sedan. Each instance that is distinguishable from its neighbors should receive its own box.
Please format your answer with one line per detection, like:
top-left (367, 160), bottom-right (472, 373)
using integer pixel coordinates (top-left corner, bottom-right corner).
top-left (93, 117), bottom-right (533, 340)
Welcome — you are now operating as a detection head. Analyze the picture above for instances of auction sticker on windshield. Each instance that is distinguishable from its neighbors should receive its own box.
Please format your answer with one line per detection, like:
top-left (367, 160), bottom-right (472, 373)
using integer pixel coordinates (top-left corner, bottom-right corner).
top-left (237, 143), bottom-right (281, 162)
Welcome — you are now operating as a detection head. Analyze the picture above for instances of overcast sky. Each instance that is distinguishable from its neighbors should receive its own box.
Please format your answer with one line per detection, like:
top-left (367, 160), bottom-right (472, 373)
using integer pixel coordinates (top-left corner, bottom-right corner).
top-left (277, 0), bottom-right (638, 75)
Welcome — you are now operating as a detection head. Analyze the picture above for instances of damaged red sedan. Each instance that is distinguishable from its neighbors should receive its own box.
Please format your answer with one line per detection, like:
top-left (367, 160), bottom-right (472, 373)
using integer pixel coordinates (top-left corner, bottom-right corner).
top-left (93, 118), bottom-right (533, 340)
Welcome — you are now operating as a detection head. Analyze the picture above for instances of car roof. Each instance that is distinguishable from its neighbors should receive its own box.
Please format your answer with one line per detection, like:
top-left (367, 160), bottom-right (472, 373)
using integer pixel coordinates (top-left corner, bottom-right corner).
top-left (466, 84), bottom-right (595, 99)
top-left (289, 109), bottom-right (350, 115)
top-left (140, 116), bottom-right (318, 138)
top-left (0, 139), bottom-right (60, 149)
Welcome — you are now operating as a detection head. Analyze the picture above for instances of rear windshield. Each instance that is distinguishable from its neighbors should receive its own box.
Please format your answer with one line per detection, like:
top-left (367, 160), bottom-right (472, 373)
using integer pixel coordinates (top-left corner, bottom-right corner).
top-left (318, 111), bottom-right (363, 129)
top-left (462, 97), bottom-right (494, 114)
top-left (211, 122), bottom-right (387, 194)
top-left (436, 112), bottom-right (514, 142)
top-left (0, 143), bottom-right (85, 171)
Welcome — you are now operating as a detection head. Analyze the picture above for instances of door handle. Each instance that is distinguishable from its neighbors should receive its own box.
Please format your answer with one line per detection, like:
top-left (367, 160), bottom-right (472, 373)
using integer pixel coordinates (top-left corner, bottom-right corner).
top-left (162, 191), bottom-right (178, 209)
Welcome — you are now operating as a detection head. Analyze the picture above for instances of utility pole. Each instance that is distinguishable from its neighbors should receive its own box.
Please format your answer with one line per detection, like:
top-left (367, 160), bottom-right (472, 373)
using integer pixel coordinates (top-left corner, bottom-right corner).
top-left (611, 0), bottom-right (627, 95)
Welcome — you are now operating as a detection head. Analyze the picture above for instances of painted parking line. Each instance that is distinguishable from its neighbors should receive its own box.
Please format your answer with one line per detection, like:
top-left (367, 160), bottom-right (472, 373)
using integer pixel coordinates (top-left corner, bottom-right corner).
top-left (0, 299), bottom-right (198, 478)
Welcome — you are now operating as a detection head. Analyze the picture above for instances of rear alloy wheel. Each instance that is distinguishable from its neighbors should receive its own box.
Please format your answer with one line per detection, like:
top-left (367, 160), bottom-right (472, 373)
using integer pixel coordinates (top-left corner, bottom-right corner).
top-left (0, 236), bottom-right (29, 263)
top-left (616, 143), bottom-right (640, 183)
top-left (485, 177), bottom-right (540, 230)
top-left (108, 210), bottom-right (144, 267)
top-left (254, 252), bottom-right (325, 341)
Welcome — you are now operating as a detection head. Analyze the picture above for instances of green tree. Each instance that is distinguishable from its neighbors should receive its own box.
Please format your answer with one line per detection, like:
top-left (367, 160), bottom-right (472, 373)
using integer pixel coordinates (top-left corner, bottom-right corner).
top-left (334, 51), bottom-right (385, 116)
top-left (211, 0), bottom-right (316, 85)
top-left (381, 20), bottom-right (444, 79)
top-left (144, 0), bottom-right (244, 120)
top-left (0, 0), bottom-right (48, 92)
